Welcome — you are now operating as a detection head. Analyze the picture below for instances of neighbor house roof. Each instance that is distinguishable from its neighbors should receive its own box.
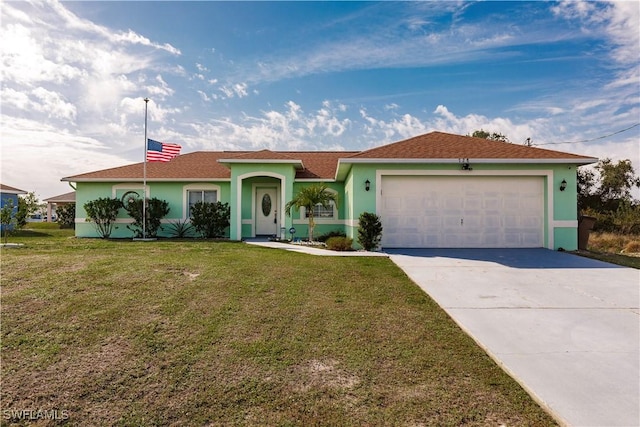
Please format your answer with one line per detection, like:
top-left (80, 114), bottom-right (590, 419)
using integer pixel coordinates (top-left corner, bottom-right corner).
top-left (44, 191), bottom-right (76, 203)
top-left (0, 183), bottom-right (27, 194)
top-left (62, 131), bottom-right (597, 183)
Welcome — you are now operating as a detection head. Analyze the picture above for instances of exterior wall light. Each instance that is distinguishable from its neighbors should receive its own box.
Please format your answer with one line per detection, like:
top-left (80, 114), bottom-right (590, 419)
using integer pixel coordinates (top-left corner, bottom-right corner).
top-left (365, 179), bottom-right (371, 191)
top-left (560, 179), bottom-right (567, 191)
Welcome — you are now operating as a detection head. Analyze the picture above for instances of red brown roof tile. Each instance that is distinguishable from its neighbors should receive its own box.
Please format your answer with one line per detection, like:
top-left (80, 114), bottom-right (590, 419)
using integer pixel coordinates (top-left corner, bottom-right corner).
top-left (44, 191), bottom-right (76, 203)
top-left (348, 131), bottom-right (595, 161)
top-left (62, 131), bottom-right (596, 182)
top-left (63, 152), bottom-right (233, 181)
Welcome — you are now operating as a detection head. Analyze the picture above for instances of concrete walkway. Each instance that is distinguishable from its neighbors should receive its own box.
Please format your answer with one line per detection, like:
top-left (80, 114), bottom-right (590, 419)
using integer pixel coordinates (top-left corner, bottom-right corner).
top-left (245, 239), bottom-right (388, 257)
top-left (387, 249), bottom-right (639, 427)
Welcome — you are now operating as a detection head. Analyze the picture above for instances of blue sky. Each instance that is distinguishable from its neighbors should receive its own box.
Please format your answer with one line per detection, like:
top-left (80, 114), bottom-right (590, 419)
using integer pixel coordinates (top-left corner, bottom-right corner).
top-left (1, 1), bottom-right (638, 199)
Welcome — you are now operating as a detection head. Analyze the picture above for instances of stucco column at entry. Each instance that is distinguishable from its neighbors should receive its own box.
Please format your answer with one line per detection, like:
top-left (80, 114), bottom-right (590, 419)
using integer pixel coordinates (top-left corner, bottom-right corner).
top-left (231, 170), bottom-right (295, 241)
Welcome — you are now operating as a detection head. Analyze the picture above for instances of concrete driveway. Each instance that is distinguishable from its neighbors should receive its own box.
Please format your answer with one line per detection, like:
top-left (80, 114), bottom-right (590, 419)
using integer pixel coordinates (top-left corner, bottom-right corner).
top-left (387, 248), bottom-right (639, 427)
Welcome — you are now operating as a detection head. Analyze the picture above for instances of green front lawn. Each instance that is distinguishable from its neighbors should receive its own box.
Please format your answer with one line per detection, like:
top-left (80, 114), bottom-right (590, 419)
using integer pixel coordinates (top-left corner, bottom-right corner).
top-left (1, 232), bottom-right (555, 426)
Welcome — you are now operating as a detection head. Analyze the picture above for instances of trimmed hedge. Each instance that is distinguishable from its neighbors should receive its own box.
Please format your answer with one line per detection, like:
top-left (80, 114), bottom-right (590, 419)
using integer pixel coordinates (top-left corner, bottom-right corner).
top-left (326, 236), bottom-right (353, 251)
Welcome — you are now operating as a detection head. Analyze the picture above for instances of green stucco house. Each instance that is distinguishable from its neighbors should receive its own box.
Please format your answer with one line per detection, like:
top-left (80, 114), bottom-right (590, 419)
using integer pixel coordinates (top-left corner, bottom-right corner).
top-left (62, 131), bottom-right (597, 250)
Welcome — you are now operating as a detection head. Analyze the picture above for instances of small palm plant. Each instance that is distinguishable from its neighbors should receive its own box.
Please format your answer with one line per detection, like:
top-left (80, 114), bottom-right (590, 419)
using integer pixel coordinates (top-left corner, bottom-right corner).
top-left (285, 183), bottom-right (338, 242)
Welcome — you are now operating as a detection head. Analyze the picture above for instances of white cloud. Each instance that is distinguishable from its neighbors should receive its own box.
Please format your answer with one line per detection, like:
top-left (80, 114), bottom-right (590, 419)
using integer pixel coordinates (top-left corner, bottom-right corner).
top-left (31, 87), bottom-right (77, 122)
top-left (552, 1), bottom-right (639, 66)
top-left (1, 23), bottom-right (85, 86)
top-left (233, 83), bottom-right (248, 98)
top-left (0, 1), bottom-right (186, 197)
top-left (218, 82), bottom-right (250, 99)
top-left (0, 116), bottom-right (133, 198)
top-left (47, 0), bottom-right (180, 55)
top-left (1, 87), bottom-right (77, 123)
top-left (197, 90), bottom-right (211, 102)
top-left (219, 86), bottom-right (234, 98)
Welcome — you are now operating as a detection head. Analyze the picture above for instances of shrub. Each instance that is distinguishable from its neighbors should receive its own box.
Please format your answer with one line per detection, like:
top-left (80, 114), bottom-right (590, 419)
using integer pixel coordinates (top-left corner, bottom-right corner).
top-left (357, 212), bottom-right (383, 251)
top-left (84, 198), bottom-right (122, 239)
top-left (166, 220), bottom-right (195, 238)
top-left (123, 197), bottom-right (170, 238)
top-left (1, 199), bottom-right (16, 244)
top-left (326, 236), bottom-right (353, 251)
top-left (316, 230), bottom-right (346, 243)
top-left (190, 201), bottom-right (230, 238)
top-left (613, 201), bottom-right (640, 235)
top-left (56, 203), bottom-right (76, 229)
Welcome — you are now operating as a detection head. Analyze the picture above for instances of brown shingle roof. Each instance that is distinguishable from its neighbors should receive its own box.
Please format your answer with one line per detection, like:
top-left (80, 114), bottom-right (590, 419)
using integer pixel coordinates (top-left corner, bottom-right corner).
top-left (62, 131), bottom-right (596, 182)
top-left (348, 131), bottom-right (595, 161)
top-left (0, 183), bottom-right (27, 194)
top-left (289, 151), bottom-right (359, 179)
top-left (63, 150), bottom-right (359, 181)
top-left (44, 191), bottom-right (76, 203)
top-left (222, 149), bottom-right (300, 161)
top-left (63, 152), bottom-right (233, 181)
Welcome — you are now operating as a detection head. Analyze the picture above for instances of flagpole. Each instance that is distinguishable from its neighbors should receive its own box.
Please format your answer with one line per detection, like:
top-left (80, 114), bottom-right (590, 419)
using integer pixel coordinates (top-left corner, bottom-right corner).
top-left (143, 97), bottom-right (149, 239)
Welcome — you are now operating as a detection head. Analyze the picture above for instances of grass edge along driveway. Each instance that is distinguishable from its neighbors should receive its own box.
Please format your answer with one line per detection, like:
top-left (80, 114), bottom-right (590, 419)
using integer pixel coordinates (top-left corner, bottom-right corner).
top-left (1, 233), bottom-right (556, 426)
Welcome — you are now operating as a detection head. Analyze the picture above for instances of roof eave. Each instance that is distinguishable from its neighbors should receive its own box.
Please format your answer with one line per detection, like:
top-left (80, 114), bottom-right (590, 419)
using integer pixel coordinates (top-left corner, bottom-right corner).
top-left (338, 157), bottom-right (598, 165)
top-left (62, 177), bottom-right (232, 182)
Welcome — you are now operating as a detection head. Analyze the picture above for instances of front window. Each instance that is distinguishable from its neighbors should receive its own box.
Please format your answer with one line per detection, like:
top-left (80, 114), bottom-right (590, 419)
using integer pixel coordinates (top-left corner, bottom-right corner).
top-left (188, 190), bottom-right (217, 217)
top-left (306, 201), bottom-right (335, 218)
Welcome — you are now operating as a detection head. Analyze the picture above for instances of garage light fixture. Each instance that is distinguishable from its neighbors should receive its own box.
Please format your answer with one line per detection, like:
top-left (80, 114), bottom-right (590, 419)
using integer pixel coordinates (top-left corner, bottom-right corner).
top-left (365, 179), bottom-right (371, 191)
top-left (560, 179), bottom-right (567, 191)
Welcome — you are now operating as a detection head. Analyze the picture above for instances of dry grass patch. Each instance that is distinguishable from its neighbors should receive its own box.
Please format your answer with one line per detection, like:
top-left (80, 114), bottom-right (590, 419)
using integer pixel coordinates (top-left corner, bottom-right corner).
top-left (576, 232), bottom-right (640, 268)
top-left (588, 232), bottom-right (640, 254)
top-left (1, 235), bottom-right (556, 426)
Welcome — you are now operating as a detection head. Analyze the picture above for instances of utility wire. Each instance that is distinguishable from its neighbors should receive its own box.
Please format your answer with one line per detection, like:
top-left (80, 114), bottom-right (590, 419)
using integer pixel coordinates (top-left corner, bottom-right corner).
top-left (532, 122), bottom-right (640, 146)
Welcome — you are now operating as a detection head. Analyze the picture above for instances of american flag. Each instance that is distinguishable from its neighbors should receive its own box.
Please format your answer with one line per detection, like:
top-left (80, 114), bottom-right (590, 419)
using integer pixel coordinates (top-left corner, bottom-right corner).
top-left (147, 139), bottom-right (181, 162)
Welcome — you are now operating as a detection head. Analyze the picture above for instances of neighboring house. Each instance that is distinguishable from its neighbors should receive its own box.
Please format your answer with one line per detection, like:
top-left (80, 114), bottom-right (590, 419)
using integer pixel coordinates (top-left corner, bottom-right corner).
top-left (62, 131), bottom-right (597, 250)
top-left (0, 183), bottom-right (27, 231)
top-left (43, 191), bottom-right (76, 222)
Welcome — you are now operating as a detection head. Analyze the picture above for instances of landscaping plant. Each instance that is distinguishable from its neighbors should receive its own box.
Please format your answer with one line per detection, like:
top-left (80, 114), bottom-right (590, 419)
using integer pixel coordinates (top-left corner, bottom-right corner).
top-left (315, 230), bottom-right (346, 243)
top-left (56, 203), bottom-right (76, 229)
top-left (326, 236), bottom-right (353, 251)
top-left (357, 211), bottom-right (383, 251)
top-left (285, 183), bottom-right (338, 242)
top-left (83, 197), bottom-right (122, 239)
top-left (123, 197), bottom-right (170, 238)
top-left (166, 219), bottom-right (195, 238)
top-left (15, 191), bottom-right (43, 229)
top-left (189, 201), bottom-right (230, 238)
top-left (1, 199), bottom-right (15, 244)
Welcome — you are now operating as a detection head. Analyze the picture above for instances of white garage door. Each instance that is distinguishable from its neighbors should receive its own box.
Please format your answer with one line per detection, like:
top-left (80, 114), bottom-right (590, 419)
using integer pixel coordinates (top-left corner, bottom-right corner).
top-left (380, 176), bottom-right (544, 248)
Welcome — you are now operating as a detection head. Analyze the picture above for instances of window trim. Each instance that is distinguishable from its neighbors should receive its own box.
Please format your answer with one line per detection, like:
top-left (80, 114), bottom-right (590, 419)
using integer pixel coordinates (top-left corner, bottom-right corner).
top-left (182, 184), bottom-right (221, 220)
top-left (299, 188), bottom-right (338, 222)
